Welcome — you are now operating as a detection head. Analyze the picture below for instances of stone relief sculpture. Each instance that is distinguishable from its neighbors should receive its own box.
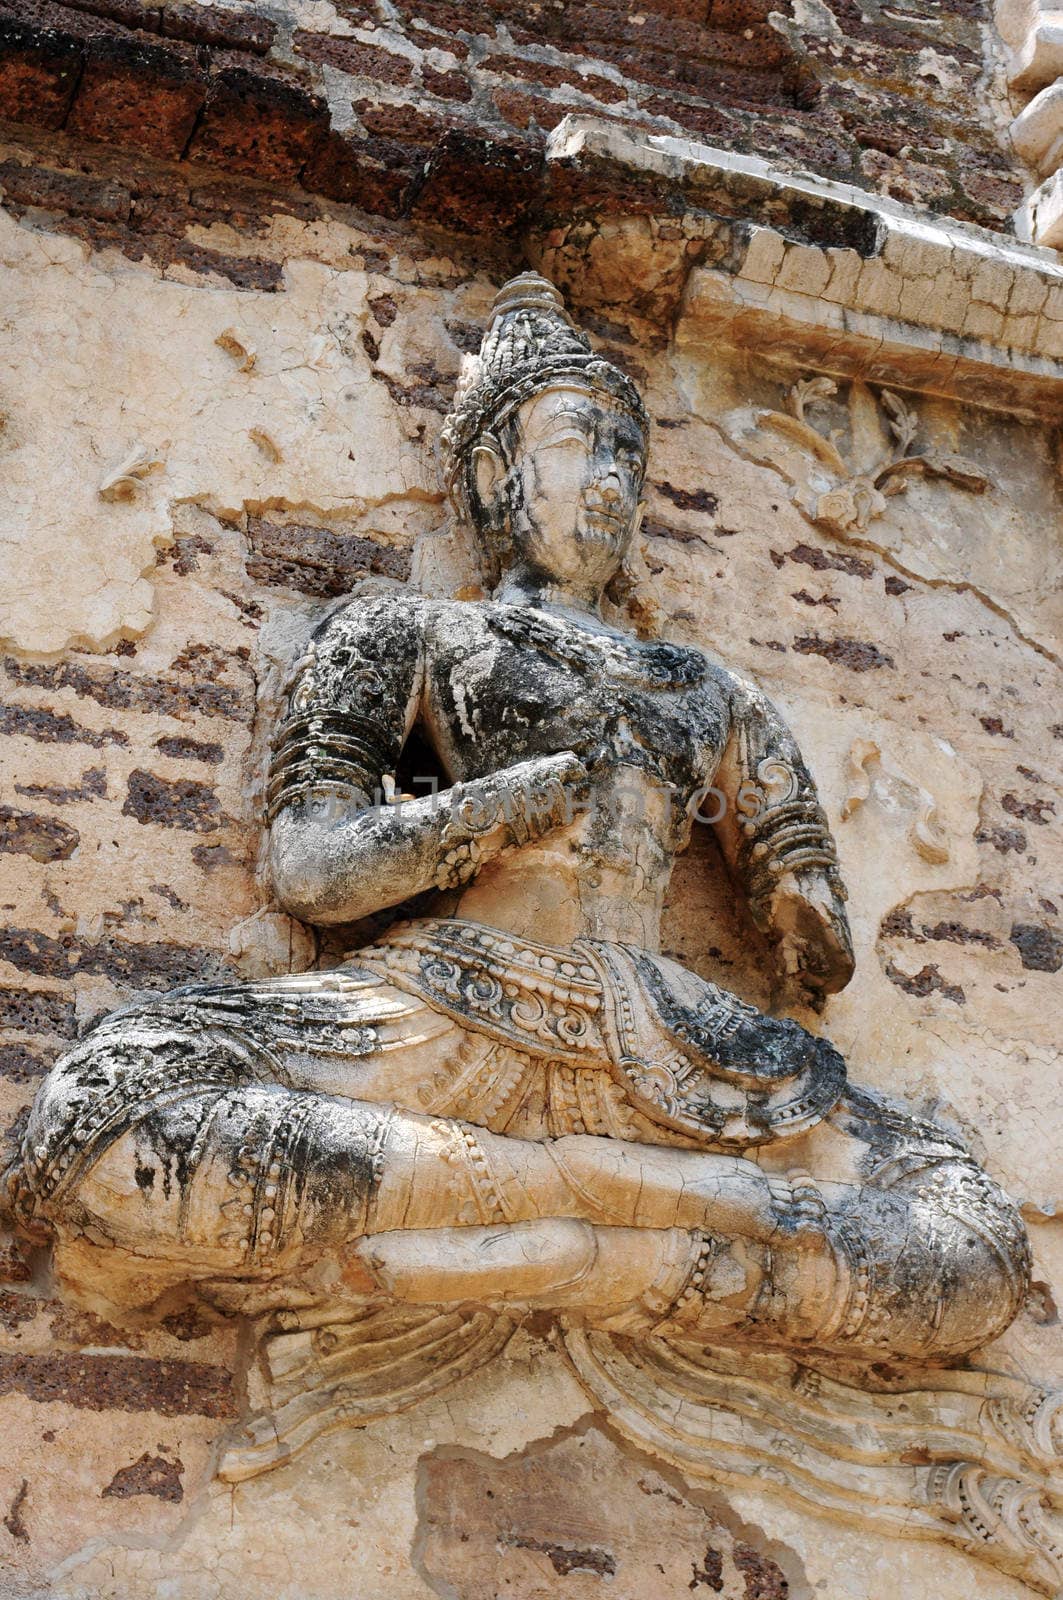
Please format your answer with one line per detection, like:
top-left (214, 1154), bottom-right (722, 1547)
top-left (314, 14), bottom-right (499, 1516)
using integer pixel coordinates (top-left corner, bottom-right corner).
top-left (5, 274), bottom-right (1059, 1587)
top-left (724, 374), bottom-right (991, 539)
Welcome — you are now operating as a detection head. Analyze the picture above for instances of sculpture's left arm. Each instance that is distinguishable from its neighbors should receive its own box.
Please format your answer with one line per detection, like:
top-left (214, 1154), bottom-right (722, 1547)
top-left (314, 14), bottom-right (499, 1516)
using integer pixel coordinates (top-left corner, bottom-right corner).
top-left (711, 676), bottom-right (855, 1000)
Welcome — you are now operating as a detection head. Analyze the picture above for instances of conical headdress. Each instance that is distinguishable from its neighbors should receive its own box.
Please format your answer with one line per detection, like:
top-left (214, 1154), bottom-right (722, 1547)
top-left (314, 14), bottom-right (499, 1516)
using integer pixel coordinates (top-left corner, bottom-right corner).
top-left (440, 272), bottom-right (648, 490)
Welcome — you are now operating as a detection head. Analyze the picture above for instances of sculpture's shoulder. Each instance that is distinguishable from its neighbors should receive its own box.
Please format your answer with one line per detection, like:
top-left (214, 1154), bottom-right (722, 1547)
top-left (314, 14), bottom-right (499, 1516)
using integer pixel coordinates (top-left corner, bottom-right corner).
top-left (700, 656), bottom-right (793, 740)
top-left (682, 649), bottom-right (754, 727)
top-left (282, 583), bottom-right (435, 724)
top-left (307, 582), bottom-right (433, 659)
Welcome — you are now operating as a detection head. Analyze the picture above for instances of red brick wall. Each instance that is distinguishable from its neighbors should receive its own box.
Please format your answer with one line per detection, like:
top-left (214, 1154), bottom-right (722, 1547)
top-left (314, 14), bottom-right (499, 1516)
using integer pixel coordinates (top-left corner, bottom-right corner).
top-left (0, 0), bottom-right (1025, 235)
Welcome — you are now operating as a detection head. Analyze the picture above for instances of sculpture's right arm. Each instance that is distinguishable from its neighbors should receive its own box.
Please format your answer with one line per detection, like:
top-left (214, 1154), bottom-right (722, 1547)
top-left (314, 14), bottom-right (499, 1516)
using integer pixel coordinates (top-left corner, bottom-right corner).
top-left (267, 593), bottom-right (587, 926)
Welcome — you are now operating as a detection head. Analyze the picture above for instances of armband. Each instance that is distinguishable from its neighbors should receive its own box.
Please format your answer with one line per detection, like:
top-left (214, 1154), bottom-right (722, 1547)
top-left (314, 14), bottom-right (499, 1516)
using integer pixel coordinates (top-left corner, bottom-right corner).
top-left (266, 708), bottom-right (398, 823)
top-left (738, 796), bottom-right (845, 921)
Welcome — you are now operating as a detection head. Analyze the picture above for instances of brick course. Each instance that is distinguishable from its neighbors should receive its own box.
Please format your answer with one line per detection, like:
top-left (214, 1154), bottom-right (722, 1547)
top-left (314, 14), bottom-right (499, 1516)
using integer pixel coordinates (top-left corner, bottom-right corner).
top-left (0, 0), bottom-right (1026, 232)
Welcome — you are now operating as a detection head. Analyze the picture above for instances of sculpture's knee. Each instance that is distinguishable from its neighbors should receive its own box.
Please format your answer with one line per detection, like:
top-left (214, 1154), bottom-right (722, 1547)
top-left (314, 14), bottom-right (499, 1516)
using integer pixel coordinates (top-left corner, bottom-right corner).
top-left (13, 1029), bottom-right (122, 1226)
top-left (16, 1015), bottom-right (398, 1286)
top-left (931, 1223), bottom-right (1028, 1356)
top-left (839, 1164), bottom-right (1030, 1360)
top-left (15, 1021), bottom-right (216, 1245)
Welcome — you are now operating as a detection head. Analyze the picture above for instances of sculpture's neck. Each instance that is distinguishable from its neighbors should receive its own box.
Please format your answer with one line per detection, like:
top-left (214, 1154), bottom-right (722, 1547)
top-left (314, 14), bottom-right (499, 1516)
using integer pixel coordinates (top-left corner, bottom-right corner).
top-left (492, 564), bottom-right (606, 622)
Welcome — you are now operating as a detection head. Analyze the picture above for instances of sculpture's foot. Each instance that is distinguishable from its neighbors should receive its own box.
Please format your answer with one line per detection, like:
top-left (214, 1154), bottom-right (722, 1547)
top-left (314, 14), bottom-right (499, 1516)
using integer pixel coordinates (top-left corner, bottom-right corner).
top-left (349, 1212), bottom-right (848, 1348)
top-left (356, 1220), bottom-right (700, 1333)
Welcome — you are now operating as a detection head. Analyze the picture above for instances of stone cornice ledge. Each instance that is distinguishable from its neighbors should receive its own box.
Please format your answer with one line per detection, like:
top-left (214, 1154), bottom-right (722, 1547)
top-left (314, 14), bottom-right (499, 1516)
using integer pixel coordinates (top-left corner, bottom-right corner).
top-left (543, 118), bottom-right (1063, 417)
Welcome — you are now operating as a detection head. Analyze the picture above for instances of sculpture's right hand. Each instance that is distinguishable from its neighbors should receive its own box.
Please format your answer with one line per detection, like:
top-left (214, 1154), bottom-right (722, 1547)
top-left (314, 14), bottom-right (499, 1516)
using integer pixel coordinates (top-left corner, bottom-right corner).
top-left (269, 750), bottom-right (591, 926)
top-left (489, 749), bottom-right (592, 836)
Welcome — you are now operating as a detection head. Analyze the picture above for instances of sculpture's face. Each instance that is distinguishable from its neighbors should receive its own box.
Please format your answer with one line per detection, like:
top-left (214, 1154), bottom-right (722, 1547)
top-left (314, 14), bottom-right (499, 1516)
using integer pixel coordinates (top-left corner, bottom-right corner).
top-left (478, 384), bottom-right (646, 592)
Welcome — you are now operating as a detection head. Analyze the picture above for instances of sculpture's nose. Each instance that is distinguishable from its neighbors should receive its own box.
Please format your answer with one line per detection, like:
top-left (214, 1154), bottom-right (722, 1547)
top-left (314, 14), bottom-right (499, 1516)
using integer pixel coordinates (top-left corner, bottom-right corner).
top-left (597, 465), bottom-right (622, 504)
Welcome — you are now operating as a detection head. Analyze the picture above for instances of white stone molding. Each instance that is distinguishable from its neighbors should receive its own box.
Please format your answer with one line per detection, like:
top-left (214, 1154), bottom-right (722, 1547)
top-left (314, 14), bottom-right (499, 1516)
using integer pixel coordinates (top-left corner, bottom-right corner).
top-left (997, 0), bottom-right (1063, 94)
top-left (541, 118), bottom-right (1063, 407)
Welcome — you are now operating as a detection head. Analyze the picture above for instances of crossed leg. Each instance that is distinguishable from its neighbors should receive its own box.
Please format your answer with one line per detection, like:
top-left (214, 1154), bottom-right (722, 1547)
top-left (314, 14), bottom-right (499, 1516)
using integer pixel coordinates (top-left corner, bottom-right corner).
top-left (19, 1024), bottom-right (1026, 1360)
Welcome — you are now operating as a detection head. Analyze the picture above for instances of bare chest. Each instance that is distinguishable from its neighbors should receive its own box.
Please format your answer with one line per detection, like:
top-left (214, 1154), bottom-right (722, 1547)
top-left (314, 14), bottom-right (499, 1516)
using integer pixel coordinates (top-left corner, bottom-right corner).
top-left (423, 603), bottom-right (730, 799)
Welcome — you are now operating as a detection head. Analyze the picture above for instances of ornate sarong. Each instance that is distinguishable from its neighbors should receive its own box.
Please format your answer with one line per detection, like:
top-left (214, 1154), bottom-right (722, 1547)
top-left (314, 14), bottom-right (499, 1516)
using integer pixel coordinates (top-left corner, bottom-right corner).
top-left (12, 918), bottom-right (846, 1231)
top-left (357, 918), bottom-right (845, 1148)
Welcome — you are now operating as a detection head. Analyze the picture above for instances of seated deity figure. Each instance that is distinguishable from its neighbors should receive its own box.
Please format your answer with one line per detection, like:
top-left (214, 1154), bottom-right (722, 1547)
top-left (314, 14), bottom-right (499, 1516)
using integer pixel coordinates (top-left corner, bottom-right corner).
top-left (5, 273), bottom-right (1030, 1364)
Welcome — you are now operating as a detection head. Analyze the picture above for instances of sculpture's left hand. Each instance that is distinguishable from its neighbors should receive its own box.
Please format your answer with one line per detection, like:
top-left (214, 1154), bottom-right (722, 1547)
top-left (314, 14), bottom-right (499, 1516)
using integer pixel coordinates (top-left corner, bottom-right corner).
top-left (768, 870), bottom-right (855, 1000)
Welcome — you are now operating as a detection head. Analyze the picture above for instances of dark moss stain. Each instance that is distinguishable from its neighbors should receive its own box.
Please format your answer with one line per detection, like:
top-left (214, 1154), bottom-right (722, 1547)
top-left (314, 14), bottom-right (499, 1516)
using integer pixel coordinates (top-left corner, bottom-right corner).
top-left (371, 364), bottom-right (454, 414)
top-left (370, 293), bottom-right (398, 326)
top-left (0, 805), bottom-right (79, 863)
top-left (0, 987), bottom-right (77, 1038)
top-left (0, 1290), bottom-right (40, 1332)
top-left (654, 482), bottom-right (718, 515)
top-left (1002, 792), bottom-right (1055, 826)
top-left (159, 1305), bottom-right (214, 1341)
top-left (0, 926), bottom-right (233, 989)
top-left (154, 735), bottom-right (224, 764)
top-left (246, 517), bottom-right (412, 597)
top-left (505, 1534), bottom-right (617, 1576)
top-left (771, 544), bottom-right (874, 579)
top-left (690, 1546), bottom-right (725, 1589)
top-left (3, 657), bottom-right (249, 723)
top-left (0, 1241), bottom-right (32, 1285)
top-left (734, 1541), bottom-right (789, 1599)
top-left (0, 1043), bottom-right (50, 1082)
top-left (791, 588), bottom-right (839, 610)
top-left (102, 1451), bottom-right (184, 1503)
top-left (881, 915), bottom-right (998, 950)
top-left (642, 518), bottom-right (710, 548)
top-left (3, 1480), bottom-right (28, 1544)
top-left (191, 841), bottom-right (240, 871)
top-left (0, 702), bottom-right (128, 748)
top-left (159, 532), bottom-right (215, 576)
top-left (150, 883), bottom-right (189, 910)
top-left (134, 1159), bottom-right (156, 1192)
top-left (976, 825), bottom-right (1027, 855)
top-left (0, 159), bottom-right (129, 220)
top-left (165, 240), bottom-right (283, 289)
top-left (48, 1303), bottom-right (134, 1348)
top-left (1010, 923), bottom-right (1063, 973)
top-left (122, 769), bottom-right (222, 833)
top-left (921, 919), bottom-right (998, 948)
top-left (0, 1352), bottom-right (235, 1417)
top-left (15, 768), bottom-right (106, 805)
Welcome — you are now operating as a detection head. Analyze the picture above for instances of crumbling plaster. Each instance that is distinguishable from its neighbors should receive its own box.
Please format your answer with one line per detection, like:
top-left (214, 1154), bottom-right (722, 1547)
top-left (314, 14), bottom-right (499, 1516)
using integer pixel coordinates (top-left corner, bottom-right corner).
top-left (0, 206), bottom-right (453, 655)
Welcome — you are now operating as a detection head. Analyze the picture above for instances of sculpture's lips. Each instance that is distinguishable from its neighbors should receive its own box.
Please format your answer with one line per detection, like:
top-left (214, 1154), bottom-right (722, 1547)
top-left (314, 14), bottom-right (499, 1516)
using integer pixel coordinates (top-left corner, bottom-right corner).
top-left (582, 504), bottom-right (624, 529)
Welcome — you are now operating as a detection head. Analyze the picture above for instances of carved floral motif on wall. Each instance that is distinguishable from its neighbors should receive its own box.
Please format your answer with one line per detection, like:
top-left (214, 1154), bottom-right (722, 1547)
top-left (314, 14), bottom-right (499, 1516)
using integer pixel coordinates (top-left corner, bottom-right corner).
top-left (725, 376), bottom-right (992, 538)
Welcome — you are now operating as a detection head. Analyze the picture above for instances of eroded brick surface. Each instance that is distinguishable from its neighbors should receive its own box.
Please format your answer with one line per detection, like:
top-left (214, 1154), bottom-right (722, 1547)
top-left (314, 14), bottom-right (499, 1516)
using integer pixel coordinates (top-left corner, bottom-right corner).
top-left (0, 0), bottom-right (1027, 232)
top-left (0, 1353), bottom-right (235, 1415)
top-left (418, 1426), bottom-right (798, 1598)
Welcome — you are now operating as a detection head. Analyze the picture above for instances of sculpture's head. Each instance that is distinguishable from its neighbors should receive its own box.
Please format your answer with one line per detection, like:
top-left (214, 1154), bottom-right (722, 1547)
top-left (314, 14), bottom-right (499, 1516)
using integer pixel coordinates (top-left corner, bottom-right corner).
top-left (441, 273), bottom-right (649, 595)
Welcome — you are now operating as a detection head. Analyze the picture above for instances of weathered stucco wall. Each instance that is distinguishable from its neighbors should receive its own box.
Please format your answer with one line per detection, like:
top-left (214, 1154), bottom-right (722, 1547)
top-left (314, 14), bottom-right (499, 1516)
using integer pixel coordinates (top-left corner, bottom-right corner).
top-left (0, 2), bottom-right (1061, 1593)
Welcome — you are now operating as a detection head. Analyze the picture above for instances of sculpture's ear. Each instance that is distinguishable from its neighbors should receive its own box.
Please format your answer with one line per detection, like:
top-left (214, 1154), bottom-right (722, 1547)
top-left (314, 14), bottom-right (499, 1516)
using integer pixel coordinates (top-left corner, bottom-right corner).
top-left (472, 439), bottom-right (505, 515)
